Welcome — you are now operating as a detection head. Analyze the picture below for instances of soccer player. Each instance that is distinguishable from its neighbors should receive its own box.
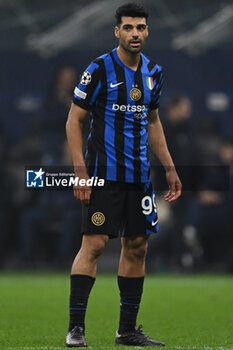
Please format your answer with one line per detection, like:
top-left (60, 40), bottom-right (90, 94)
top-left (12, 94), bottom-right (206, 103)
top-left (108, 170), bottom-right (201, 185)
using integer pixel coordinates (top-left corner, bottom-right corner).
top-left (65, 2), bottom-right (181, 347)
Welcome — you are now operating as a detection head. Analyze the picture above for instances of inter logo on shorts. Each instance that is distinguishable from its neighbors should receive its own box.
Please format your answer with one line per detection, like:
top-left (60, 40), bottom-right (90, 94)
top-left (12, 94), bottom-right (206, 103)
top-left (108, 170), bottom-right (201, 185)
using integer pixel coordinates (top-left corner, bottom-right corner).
top-left (146, 77), bottom-right (153, 90)
top-left (130, 88), bottom-right (141, 101)
top-left (91, 212), bottom-right (105, 226)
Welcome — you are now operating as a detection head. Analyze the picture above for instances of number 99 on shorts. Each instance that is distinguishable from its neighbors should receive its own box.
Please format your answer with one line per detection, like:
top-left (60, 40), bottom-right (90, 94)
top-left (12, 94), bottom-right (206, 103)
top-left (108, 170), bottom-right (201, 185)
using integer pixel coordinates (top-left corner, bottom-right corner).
top-left (141, 194), bottom-right (157, 216)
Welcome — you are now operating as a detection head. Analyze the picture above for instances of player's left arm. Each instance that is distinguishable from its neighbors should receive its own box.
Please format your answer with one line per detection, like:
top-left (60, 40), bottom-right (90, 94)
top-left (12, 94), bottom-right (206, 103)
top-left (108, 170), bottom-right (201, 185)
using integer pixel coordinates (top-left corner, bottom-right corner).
top-left (147, 108), bottom-right (182, 202)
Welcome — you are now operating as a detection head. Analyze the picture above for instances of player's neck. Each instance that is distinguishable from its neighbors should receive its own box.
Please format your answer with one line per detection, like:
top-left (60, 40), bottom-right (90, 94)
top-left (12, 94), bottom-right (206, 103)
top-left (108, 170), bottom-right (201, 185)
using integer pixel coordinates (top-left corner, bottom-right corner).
top-left (117, 46), bottom-right (141, 71)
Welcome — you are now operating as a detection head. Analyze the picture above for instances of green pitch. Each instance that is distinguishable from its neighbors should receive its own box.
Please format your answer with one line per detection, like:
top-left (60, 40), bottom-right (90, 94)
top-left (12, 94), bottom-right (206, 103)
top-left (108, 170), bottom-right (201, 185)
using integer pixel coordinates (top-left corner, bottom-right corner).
top-left (0, 273), bottom-right (232, 350)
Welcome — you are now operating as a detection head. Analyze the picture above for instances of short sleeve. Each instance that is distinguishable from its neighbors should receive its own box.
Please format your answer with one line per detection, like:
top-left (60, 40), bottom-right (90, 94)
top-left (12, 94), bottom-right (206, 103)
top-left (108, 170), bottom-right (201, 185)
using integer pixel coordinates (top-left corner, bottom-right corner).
top-left (149, 68), bottom-right (163, 110)
top-left (73, 61), bottom-right (101, 111)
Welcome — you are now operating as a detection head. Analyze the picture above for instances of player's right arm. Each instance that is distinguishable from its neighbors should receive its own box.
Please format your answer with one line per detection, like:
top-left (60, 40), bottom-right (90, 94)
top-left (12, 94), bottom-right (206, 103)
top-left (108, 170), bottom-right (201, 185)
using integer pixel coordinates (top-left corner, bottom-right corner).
top-left (66, 61), bottom-right (102, 205)
top-left (66, 103), bottom-right (91, 205)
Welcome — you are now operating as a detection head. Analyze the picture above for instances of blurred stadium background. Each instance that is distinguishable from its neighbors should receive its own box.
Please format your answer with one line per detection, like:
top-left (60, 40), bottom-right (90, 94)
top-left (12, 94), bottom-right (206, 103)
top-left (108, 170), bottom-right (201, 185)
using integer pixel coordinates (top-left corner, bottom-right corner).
top-left (0, 0), bottom-right (233, 273)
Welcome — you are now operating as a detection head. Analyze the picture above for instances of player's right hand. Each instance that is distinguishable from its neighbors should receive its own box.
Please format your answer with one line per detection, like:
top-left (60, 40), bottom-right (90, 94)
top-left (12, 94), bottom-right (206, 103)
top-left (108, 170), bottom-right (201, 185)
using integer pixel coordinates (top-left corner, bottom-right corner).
top-left (73, 167), bottom-right (92, 205)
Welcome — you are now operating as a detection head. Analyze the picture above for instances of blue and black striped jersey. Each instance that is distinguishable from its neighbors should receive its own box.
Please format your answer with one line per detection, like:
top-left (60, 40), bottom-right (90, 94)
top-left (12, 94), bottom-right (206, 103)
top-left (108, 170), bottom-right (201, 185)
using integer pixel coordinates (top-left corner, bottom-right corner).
top-left (73, 48), bottom-right (163, 183)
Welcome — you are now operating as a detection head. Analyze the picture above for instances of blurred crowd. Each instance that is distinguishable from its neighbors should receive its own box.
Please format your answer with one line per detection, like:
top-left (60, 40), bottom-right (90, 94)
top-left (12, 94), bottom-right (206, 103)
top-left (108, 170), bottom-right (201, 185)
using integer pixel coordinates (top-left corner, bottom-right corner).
top-left (0, 65), bottom-right (232, 272)
top-left (148, 95), bottom-right (233, 273)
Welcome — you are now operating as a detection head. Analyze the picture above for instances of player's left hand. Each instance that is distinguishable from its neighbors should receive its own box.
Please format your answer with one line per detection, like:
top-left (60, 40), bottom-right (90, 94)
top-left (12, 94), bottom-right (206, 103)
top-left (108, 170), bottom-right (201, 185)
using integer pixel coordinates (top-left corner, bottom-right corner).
top-left (164, 168), bottom-right (182, 202)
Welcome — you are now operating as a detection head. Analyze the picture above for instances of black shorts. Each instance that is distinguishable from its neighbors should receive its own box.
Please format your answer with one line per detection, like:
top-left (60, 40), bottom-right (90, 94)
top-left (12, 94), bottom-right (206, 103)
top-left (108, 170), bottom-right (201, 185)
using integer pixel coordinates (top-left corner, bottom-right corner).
top-left (81, 181), bottom-right (159, 238)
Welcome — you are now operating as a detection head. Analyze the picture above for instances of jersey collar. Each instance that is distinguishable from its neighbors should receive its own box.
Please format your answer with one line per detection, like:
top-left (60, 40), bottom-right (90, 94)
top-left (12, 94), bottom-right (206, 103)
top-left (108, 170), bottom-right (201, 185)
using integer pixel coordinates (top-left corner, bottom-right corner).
top-left (112, 48), bottom-right (143, 73)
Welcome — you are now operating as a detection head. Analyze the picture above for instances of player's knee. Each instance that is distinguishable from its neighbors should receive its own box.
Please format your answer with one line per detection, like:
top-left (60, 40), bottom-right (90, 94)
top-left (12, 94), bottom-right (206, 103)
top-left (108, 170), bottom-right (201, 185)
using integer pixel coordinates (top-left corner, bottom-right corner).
top-left (90, 244), bottom-right (105, 260)
top-left (124, 237), bottom-right (148, 261)
top-left (83, 235), bottom-right (108, 261)
top-left (132, 244), bottom-right (148, 261)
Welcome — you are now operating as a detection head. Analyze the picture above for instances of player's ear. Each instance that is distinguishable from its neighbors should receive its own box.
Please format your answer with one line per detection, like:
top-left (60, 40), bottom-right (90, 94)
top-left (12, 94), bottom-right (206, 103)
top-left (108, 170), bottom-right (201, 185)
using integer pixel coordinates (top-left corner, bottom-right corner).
top-left (115, 26), bottom-right (120, 39)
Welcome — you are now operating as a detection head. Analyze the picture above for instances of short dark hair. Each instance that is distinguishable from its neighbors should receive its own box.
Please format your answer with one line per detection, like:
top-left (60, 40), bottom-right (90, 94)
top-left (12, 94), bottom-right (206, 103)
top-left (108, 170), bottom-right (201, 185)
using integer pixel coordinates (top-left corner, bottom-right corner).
top-left (115, 2), bottom-right (148, 26)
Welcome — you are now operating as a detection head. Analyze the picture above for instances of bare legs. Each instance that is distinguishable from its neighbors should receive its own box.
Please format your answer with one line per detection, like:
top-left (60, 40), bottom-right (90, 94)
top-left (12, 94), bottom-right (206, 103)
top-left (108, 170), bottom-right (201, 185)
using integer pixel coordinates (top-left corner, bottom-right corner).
top-left (118, 235), bottom-right (149, 277)
top-left (71, 234), bottom-right (109, 277)
top-left (71, 234), bottom-right (148, 277)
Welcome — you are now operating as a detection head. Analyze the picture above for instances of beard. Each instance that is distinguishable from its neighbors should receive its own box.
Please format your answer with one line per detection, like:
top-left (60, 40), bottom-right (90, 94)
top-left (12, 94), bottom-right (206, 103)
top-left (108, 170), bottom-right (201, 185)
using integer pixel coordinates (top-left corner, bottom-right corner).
top-left (120, 39), bottom-right (145, 54)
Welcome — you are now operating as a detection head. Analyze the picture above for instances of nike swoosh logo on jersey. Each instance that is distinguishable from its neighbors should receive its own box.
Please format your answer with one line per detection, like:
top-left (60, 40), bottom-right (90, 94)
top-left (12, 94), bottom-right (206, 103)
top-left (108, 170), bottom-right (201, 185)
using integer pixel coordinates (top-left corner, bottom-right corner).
top-left (110, 82), bottom-right (124, 88)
